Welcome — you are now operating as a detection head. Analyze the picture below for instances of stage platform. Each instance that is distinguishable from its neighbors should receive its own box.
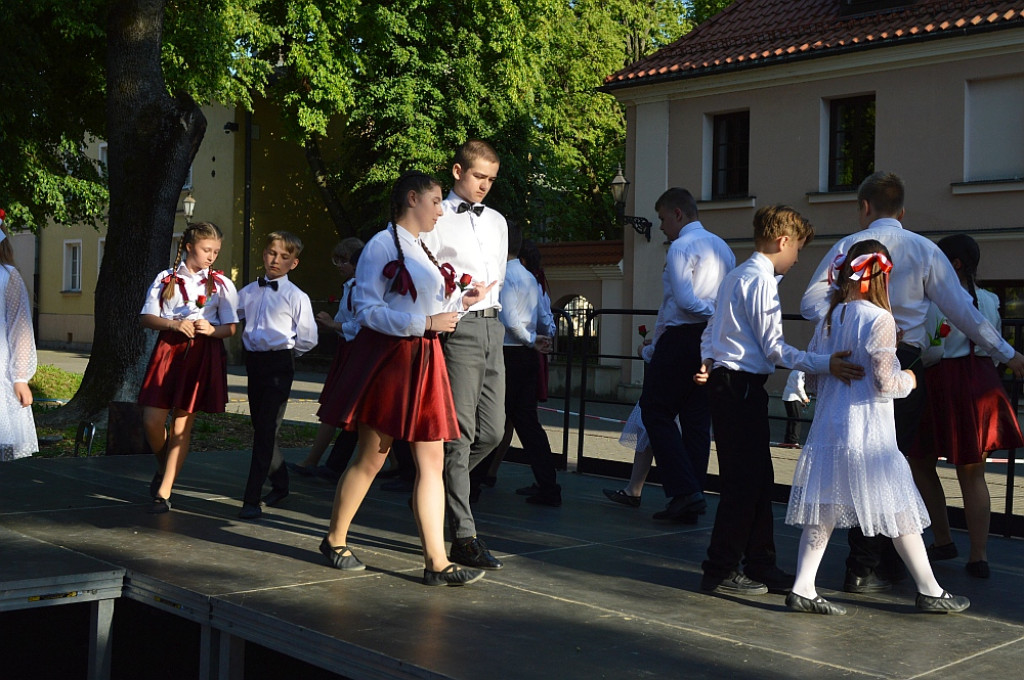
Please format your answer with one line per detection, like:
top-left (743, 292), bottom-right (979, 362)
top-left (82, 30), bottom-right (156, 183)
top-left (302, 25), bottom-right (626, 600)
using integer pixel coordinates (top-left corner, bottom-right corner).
top-left (2, 451), bottom-right (1024, 680)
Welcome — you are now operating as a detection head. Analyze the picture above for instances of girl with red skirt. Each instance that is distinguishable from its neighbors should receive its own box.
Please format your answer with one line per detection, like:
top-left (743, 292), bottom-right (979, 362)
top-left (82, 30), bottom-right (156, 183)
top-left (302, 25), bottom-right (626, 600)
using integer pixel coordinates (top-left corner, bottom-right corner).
top-left (318, 171), bottom-right (491, 586)
top-left (138, 222), bottom-right (238, 513)
top-left (909, 234), bottom-right (1023, 578)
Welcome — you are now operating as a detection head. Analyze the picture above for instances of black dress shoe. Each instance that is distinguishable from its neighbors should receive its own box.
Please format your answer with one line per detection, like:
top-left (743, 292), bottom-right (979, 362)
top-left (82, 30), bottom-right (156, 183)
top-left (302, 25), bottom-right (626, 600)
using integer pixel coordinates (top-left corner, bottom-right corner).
top-left (655, 492), bottom-right (707, 521)
top-left (744, 565), bottom-right (794, 594)
top-left (238, 503), bottom-right (262, 520)
top-left (526, 486), bottom-right (562, 507)
top-left (843, 569), bottom-right (891, 594)
top-left (966, 560), bottom-right (990, 579)
top-left (786, 592), bottom-right (847, 615)
top-left (262, 489), bottom-right (289, 507)
top-left (319, 537), bottom-right (366, 571)
top-left (149, 471), bottom-right (164, 498)
top-left (423, 564), bottom-right (485, 586)
top-left (450, 537), bottom-right (503, 570)
top-left (380, 478), bottom-right (415, 493)
top-left (147, 497), bottom-right (171, 514)
top-left (916, 590), bottom-right (970, 613)
top-left (926, 542), bottom-right (959, 562)
top-left (603, 488), bottom-right (641, 508)
top-left (286, 462), bottom-right (315, 477)
top-left (701, 571), bottom-right (768, 595)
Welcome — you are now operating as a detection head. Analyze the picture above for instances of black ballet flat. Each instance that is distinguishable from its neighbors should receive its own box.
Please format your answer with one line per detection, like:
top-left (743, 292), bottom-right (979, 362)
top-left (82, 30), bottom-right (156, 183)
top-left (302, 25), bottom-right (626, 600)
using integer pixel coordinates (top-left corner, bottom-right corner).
top-left (147, 497), bottom-right (171, 514)
top-left (603, 488), bottom-right (641, 508)
top-left (319, 537), bottom-right (366, 571)
top-left (786, 592), bottom-right (847, 615)
top-left (965, 561), bottom-right (990, 579)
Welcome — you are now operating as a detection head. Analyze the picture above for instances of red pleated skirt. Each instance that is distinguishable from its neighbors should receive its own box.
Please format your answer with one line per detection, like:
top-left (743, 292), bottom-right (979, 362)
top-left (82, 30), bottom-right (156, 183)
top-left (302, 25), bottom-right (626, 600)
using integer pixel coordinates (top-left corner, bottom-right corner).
top-left (317, 338), bottom-right (351, 405)
top-left (317, 328), bottom-right (460, 442)
top-left (137, 331), bottom-right (229, 414)
top-left (910, 353), bottom-right (1024, 464)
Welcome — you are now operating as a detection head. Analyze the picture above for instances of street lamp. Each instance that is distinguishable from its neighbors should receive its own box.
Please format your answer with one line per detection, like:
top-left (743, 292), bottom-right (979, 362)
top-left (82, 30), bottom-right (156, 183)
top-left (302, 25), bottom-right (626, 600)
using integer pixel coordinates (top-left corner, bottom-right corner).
top-left (182, 192), bottom-right (196, 225)
top-left (610, 166), bottom-right (651, 241)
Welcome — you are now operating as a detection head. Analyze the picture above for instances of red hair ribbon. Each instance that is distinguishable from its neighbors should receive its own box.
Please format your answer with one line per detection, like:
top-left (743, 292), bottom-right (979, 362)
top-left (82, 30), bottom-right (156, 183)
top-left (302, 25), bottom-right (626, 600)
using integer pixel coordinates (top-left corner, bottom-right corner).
top-left (161, 274), bottom-right (189, 302)
top-left (383, 260), bottom-right (417, 302)
top-left (848, 253), bottom-right (893, 293)
top-left (200, 270), bottom-right (226, 296)
top-left (827, 252), bottom-right (846, 288)
top-left (439, 263), bottom-right (457, 297)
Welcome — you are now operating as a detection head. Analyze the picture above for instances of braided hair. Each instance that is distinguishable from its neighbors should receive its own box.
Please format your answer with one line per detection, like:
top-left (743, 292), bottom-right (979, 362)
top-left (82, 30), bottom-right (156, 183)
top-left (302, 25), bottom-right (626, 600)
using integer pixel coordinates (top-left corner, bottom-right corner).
top-left (162, 221), bottom-right (223, 301)
top-left (825, 239), bottom-right (893, 335)
top-left (937, 234), bottom-right (981, 309)
top-left (388, 170), bottom-right (446, 281)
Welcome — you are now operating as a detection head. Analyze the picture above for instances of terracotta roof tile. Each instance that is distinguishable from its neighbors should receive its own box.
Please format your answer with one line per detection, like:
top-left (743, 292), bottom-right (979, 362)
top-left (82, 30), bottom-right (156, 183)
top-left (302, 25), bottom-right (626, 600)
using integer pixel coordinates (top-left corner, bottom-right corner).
top-left (535, 241), bottom-right (623, 268)
top-left (605, 1), bottom-right (1024, 89)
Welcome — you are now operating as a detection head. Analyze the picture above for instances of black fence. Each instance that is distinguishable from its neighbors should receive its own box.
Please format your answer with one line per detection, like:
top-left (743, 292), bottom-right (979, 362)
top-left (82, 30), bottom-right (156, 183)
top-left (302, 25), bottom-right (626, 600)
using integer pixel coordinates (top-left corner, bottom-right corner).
top-left (563, 307), bottom-right (1024, 538)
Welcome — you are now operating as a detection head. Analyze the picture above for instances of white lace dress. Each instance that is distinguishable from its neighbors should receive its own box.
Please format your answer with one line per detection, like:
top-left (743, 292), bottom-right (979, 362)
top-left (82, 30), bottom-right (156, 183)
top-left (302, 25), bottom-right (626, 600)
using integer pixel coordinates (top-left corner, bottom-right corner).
top-left (0, 264), bottom-right (37, 461)
top-left (785, 300), bottom-right (928, 537)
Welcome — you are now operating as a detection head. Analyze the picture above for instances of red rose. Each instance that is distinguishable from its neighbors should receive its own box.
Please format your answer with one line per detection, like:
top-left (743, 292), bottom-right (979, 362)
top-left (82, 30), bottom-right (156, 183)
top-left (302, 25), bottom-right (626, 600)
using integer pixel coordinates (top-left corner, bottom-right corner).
top-left (638, 324), bottom-right (648, 338)
top-left (328, 295), bottom-right (339, 303)
top-left (196, 295), bottom-right (207, 308)
top-left (457, 272), bottom-right (473, 291)
top-left (938, 321), bottom-right (951, 338)
top-left (0, 208), bottom-right (6, 221)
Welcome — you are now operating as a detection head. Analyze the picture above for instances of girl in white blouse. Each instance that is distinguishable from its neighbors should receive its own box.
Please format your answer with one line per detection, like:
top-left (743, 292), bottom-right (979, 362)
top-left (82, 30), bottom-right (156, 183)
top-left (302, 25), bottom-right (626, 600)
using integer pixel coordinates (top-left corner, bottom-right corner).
top-left (318, 171), bottom-right (492, 586)
top-left (138, 222), bottom-right (238, 513)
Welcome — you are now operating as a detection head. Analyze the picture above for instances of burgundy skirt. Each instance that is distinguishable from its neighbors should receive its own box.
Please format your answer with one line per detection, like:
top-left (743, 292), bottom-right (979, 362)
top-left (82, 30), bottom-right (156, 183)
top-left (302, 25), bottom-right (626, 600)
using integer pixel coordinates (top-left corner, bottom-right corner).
top-left (317, 328), bottom-right (460, 442)
top-left (910, 353), bottom-right (1024, 464)
top-left (138, 331), bottom-right (229, 414)
top-left (317, 338), bottom-right (351, 406)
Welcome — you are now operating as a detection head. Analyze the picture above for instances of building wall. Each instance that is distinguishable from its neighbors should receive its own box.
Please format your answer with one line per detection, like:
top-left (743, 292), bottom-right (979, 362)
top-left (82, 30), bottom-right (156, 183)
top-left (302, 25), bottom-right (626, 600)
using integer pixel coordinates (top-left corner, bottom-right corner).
top-left (615, 30), bottom-right (1024, 391)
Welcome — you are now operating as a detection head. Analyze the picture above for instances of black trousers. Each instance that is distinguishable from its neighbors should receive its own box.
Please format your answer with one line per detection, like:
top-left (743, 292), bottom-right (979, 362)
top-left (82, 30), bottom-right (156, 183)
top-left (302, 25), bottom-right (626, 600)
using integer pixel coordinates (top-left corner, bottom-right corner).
top-left (503, 346), bottom-right (557, 491)
top-left (846, 344), bottom-right (927, 575)
top-left (242, 349), bottom-right (293, 506)
top-left (783, 401), bottom-right (803, 445)
top-left (639, 324), bottom-right (710, 498)
top-left (324, 429), bottom-right (359, 474)
top-left (703, 368), bottom-right (777, 578)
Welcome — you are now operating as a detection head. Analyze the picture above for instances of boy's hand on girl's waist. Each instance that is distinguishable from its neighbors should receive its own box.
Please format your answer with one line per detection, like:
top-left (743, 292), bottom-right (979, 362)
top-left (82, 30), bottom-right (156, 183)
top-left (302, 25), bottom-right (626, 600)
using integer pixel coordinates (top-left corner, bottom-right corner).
top-left (828, 350), bottom-right (865, 385)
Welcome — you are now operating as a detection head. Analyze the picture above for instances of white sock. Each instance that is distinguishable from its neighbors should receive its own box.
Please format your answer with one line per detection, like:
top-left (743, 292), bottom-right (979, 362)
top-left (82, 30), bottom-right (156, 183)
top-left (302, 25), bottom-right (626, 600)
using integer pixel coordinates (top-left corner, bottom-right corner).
top-left (892, 534), bottom-right (944, 597)
top-left (792, 524), bottom-right (833, 599)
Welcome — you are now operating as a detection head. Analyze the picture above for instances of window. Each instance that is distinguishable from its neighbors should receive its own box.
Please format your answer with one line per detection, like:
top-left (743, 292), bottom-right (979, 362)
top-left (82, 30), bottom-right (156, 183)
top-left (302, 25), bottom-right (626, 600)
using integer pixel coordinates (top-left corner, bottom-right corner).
top-left (63, 240), bottom-right (83, 292)
top-left (828, 95), bottom-right (875, 191)
top-left (97, 238), bottom-right (105, 276)
top-left (711, 111), bottom-right (749, 199)
top-left (183, 165), bottom-right (193, 191)
top-left (965, 76), bottom-right (1024, 182)
top-left (981, 281), bottom-right (1024, 348)
top-left (559, 294), bottom-right (599, 357)
top-left (98, 142), bottom-right (108, 169)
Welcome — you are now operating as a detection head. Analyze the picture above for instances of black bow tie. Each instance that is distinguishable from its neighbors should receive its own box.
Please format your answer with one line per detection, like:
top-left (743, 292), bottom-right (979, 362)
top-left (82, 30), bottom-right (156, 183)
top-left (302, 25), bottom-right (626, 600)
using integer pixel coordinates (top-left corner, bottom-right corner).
top-left (457, 202), bottom-right (484, 216)
top-left (258, 277), bottom-right (279, 291)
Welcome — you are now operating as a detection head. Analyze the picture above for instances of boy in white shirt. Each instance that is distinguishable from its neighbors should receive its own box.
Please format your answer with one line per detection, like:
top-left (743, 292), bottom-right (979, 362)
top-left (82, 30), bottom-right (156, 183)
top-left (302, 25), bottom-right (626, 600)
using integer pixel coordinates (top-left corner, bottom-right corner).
top-left (696, 206), bottom-right (863, 595)
top-left (236, 232), bottom-right (318, 519)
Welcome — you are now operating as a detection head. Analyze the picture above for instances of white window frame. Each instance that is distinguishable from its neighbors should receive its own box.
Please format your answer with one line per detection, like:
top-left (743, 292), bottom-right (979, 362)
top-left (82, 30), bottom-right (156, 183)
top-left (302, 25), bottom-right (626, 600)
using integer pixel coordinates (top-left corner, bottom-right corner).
top-left (63, 240), bottom-right (83, 293)
top-left (98, 142), bottom-right (108, 169)
top-left (97, 238), bottom-right (106, 276)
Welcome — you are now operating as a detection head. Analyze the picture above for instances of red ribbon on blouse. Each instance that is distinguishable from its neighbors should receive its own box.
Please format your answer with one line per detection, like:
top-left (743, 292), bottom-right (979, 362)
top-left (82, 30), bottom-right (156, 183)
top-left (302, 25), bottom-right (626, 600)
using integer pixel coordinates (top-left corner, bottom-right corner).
top-left (383, 260), bottom-right (417, 302)
top-left (199, 270), bottom-right (226, 296)
top-left (439, 263), bottom-right (457, 297)
top-left (161, 274), bottom-right (189, 302)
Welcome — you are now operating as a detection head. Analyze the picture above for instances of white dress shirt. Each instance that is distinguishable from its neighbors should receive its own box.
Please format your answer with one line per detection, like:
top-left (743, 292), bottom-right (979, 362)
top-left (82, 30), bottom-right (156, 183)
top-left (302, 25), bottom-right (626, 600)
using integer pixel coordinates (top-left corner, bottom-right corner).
top-left (656, 221), bottom-right (735, 328)
top-left (420, 191), bottom-right (507, 311)
top-left (922, 288), bottom-right (1001, 363)
top-left (237, 273), bottom-right (317, 355)
top-left (800, 218), bottom-right (1014, 362)
top-left (353, 225), bottom-right (466, 337)
top-left (782, 370), bottom-right (809, 402)
top-left (702, 252), bottom-right (830, 375)
top-left (500, 259), bottom-right (543, 347)
top-left (140, 263), bottom-right (239, 325)
top-left (333, 278), bottom-right (361, 342)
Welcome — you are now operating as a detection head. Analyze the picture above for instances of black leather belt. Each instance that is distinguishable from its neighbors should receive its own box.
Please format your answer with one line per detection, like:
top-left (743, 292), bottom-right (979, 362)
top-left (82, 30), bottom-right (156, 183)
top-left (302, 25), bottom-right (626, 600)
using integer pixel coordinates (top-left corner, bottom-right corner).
top-left (463, 308), bottom-right (499, 318)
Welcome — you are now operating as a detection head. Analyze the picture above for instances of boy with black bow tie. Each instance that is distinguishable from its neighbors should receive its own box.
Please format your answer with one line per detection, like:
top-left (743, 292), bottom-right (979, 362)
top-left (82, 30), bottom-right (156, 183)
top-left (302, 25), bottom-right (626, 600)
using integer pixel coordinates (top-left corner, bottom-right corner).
top-left (236, 232), bottom-right (318, 519)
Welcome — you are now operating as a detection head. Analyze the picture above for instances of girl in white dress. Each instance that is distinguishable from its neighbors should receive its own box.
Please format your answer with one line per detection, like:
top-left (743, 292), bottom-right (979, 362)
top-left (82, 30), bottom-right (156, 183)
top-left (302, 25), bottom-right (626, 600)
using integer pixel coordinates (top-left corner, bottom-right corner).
top-left (0, 212), bottom-right (38, 462)
top-left (785, 239), bottom-right (969, 615)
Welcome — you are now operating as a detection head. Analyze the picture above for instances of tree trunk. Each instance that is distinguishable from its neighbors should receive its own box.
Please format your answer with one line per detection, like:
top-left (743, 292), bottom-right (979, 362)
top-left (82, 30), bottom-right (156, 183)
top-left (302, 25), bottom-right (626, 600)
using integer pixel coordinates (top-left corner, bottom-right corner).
top-left (304, 134), bottom-right (354, 240)
top-left (41, 0), bottom-right (206, 426)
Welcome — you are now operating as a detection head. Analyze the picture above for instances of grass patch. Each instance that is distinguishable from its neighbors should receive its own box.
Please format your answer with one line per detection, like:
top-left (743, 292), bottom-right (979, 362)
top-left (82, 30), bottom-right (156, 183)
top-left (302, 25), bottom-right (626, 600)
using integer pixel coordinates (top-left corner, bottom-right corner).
top-left (29, 365), bottom-right (82, 402)
top-left (29, 364), bottom-right (318, 458)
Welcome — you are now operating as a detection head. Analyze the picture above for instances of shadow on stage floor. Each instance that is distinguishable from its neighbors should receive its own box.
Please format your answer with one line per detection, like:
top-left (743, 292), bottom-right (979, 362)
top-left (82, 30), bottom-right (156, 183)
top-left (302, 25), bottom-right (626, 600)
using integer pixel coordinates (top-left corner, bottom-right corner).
top-left (2, 451), bottom-right (1024, 679)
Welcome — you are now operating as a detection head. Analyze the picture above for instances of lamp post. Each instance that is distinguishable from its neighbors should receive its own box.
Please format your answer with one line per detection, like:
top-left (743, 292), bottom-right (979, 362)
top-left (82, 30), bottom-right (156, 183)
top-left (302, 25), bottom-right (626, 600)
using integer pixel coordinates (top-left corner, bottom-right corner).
top-left (610, 166), bottom-right (651, 241)
top-left (182, 192), bottom-right (196, 225)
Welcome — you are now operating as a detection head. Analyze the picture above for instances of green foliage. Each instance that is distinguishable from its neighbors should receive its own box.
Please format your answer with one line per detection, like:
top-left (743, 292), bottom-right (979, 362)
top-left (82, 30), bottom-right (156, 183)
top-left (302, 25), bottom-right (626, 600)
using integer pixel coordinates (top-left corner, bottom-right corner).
top-left (28, 365), bottom-right (84, 401)
top-left (686, 0), bottom-right (736, 25)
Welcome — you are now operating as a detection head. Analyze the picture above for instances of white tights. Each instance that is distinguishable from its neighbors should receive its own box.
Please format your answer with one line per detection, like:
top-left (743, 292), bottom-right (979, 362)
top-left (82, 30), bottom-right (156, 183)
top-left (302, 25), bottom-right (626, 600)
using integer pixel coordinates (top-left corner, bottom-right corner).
top-left (792, 524), bottom-right (944, 599)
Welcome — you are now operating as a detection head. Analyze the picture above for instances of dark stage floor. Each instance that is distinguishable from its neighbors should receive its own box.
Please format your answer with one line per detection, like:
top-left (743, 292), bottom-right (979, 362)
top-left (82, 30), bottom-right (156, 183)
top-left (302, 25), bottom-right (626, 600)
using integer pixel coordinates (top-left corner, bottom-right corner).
top-left (2, 451), bottom-right (1024, 679)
